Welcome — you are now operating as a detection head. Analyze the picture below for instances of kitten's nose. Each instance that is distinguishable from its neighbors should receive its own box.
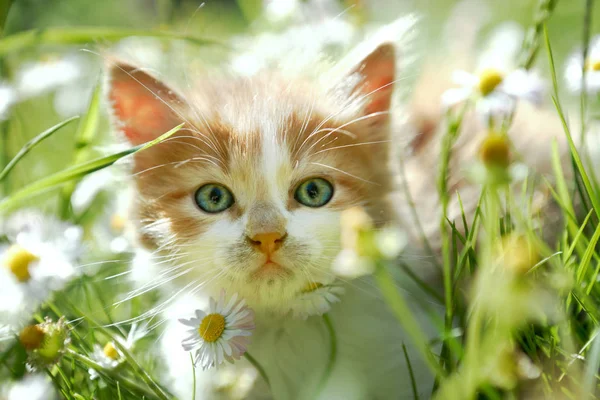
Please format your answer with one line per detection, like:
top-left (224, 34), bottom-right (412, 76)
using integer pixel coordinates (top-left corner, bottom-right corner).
top-left (248, 232), bottom-right (286, 255)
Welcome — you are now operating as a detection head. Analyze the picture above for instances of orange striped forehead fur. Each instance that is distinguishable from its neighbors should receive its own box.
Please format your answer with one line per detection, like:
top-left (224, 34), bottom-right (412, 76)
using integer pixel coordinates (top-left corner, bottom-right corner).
top-left (125, 71), bottom-right (394, 244)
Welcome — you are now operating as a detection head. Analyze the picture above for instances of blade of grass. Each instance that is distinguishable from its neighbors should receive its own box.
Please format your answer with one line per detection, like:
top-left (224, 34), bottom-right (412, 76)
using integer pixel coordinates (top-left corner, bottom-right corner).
top-left (0, 116), bottom-right (79, 182)
top-left (402, 343), bottom-right (420, 400)
top-left (563, 209), bottom-right (594, 264)
top-left (583, 329), bottom-right (600, 397)
top-left (0, 27), bottom-right (223, 57)
top-left (59, 83), bottom-right (102, 219)
top-left (545, 24), bottom-right (600, 219)
top-left (0, 123), bottom-right (183, 213)
top-left (0, 0), bottom-right (13, 33)
top-left (576, 221), bottom-right (600, 284)
top-left (374, 260), bottom-right (444, 376)
top-left (315, 314), bottom-right (337, 397)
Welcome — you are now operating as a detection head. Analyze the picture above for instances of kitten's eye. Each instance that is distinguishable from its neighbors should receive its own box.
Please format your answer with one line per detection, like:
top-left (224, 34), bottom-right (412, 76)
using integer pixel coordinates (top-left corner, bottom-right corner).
top-left (194, 184), bottom-right (234, 213)
top-left (294, 178), bottom-right (334, 208)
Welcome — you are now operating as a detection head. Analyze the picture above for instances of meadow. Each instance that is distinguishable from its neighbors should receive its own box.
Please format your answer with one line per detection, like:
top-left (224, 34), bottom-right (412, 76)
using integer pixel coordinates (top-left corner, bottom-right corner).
top-left (2, 0), bottom-right (600, 399)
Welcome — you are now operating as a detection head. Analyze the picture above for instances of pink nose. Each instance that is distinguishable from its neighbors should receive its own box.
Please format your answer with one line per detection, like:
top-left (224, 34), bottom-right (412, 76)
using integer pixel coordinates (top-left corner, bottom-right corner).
top-left (248, 232), bottom-right (286, 255)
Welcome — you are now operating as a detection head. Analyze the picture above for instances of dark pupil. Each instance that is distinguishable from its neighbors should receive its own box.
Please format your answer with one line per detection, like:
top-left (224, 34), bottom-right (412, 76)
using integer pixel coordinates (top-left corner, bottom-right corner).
top-left (306, 182), bottom-right (319, 199)
top-left (209, 188), bottom-right (222, 204)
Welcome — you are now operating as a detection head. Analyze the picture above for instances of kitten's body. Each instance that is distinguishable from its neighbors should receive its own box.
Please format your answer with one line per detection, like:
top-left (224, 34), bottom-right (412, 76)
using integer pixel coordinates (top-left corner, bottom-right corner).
top-left (109, 16), bottom-right (566, 400)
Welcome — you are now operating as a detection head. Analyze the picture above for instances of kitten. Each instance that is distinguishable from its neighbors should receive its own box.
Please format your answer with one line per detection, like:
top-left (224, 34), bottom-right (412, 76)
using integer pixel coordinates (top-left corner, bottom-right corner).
top-left (107, 17), bottom-right (440, 399)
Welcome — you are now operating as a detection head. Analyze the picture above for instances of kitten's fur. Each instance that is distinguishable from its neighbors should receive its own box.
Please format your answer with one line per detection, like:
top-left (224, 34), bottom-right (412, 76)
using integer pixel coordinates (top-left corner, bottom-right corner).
top-left (108, 16), bottom-right (566, 400)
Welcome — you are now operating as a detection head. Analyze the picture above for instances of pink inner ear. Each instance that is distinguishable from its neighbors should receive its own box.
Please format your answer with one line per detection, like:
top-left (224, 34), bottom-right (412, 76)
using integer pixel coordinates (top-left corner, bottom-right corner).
top-left (109, 66), bottom-right (181, 146)
top-left (353, 44), bottom-right (396, 120)
top-left (363, 73), bottom-right (394, 115)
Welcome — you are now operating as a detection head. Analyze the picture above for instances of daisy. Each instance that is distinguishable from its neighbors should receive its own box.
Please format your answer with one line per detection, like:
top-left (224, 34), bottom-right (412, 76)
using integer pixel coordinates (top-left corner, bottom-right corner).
top-left (16, 55), bottom-right (83, 99)
top-left (0, 210), bottom-right (82, 325)
top-left (0, 82), bottom-right (16, 120)
top-left (442, 23), bottom-right (544, 124)
top-left (288, 282), bottom-right (345, 320)
top-left (71, 168), bottom-right (133, 255)
top-left (442, 68), bottom-right (544, 123)
top-left (565, 35), bottom-right (600, 94)
top-left (332, 207), bottom-right (407, 278)
top-left (179, 291), bottom-right (255, 370)
top-left (4, 373), bottom-right (56, 400)
top-left (88, 323), bottom-right (148, 379)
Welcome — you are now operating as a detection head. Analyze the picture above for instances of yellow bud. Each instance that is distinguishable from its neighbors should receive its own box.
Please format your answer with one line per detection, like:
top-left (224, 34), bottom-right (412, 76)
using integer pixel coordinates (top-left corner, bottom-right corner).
top-left (480, 133), bottom-right (511, 169)
top-left (3, 244), bottom-right (38, 282)
top-left (498, 235), bottom-right (539, 274)
top-left (478, 68), bottom-right (504, 96)
top-left (19, 325), bottom-right (45, 351)
top-left (340, 207), bottom-right (373, 251)
top-left (110, 214), bottom-right (126, 233)
top-left (301, 282), bottom-right (323, 293)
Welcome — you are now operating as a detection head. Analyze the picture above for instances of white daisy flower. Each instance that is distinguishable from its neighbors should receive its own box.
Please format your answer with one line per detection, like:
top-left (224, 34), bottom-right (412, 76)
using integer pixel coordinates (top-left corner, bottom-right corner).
top-left (442, 68), bottom-right (545, 123)
top-left (179, 291), bottom-right (255, 370)
top-left (4, 373), bottom-right (56, 400)
top-left (565, 35), bottom-right (600, 94)
top-left (332, 248), bottom-right (375, 279)
top-left (442, 22), bottom-right (544, 124)
top-left (88, 323), bottom-right (148, 379)
top-left (16, 55), bottom-right (83, 99)
top-left (71, 168), bottom-right (132, 255)
top-left (288, 282), bottom-right (345, 320)
top-left (0, 210), bottom-right (82, 326)
top-left (375, 226), bottom-right (407, 259)
top-left (264, 0), bottom-right (300, 22)
top-left (0, 82), bottom-right (16, 120)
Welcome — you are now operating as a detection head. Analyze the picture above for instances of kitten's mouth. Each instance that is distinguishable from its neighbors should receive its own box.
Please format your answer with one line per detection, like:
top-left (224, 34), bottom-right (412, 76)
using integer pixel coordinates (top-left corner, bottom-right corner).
top-left (250, 260), bottom-right (291, 280)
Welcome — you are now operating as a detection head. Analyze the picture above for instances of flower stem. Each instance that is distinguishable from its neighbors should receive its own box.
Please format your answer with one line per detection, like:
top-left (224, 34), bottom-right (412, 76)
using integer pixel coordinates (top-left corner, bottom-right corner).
top-left (244, 352), bottom-right (270, 388)
top-left (580, 0), bottom-right (595, 145)
top-left (374, 261), bottom-right (444, 377)
top-left (190, 353), bottom-right (197, 400)
top-left (67, 302), bottom-right (172, 400)
top-left (519, 0), bottom-right (560, 70)
top-left (436, 105), bottom-right (467, 373)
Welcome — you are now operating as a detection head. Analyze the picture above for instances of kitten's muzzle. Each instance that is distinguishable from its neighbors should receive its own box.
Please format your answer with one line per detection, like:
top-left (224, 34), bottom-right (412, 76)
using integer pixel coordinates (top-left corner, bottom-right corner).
top-left (247, 232), bottom-right (287, 256)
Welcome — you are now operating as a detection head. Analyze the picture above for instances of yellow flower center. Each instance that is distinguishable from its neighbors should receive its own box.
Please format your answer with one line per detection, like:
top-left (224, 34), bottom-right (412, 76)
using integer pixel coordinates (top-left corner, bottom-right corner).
top-left (103, 342), bottom-right (119, 360)
top-left (3, 244), bottom-right (39, 282)
top-left (110, 214), bottom-right (126, 233)
top-left (19, 325), bottom-right (45, 350)
top-left (585, 59), bottom-right (600, 71)
top-left (199, 313), bottom-right (226, 343)
top-left (498, 235), bottom-right (539, 274)
top-left (302, 282), bottom-right (323, 293)
top-left (479, 133), bottom-right (511, 168)
top-left (478, 69), bottom-right (504, 96)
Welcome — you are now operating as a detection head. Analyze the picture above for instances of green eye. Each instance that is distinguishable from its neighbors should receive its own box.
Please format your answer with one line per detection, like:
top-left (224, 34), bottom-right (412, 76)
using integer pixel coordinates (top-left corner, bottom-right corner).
top-left (294, 178), bottom-right (334, 208)
top-left (194, 184), bottom-right (234, 213)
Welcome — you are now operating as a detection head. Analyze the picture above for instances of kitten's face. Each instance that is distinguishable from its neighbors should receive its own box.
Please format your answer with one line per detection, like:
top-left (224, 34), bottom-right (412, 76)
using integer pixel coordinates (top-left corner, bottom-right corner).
top-left (109, 44), bottom-right (396, 313)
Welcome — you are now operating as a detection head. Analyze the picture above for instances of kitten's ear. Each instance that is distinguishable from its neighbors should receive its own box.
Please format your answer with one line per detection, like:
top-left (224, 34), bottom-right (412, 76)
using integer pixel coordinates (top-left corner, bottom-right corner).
top-left (350, 43), bottom-right (395, 123)
top-left (107, 62), bottom-right (183, 145)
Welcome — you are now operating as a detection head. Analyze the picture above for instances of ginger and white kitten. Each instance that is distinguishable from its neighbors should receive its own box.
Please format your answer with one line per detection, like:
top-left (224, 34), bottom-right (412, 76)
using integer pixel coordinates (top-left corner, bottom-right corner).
top-left (107, 20), bottom-right (439, 399)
